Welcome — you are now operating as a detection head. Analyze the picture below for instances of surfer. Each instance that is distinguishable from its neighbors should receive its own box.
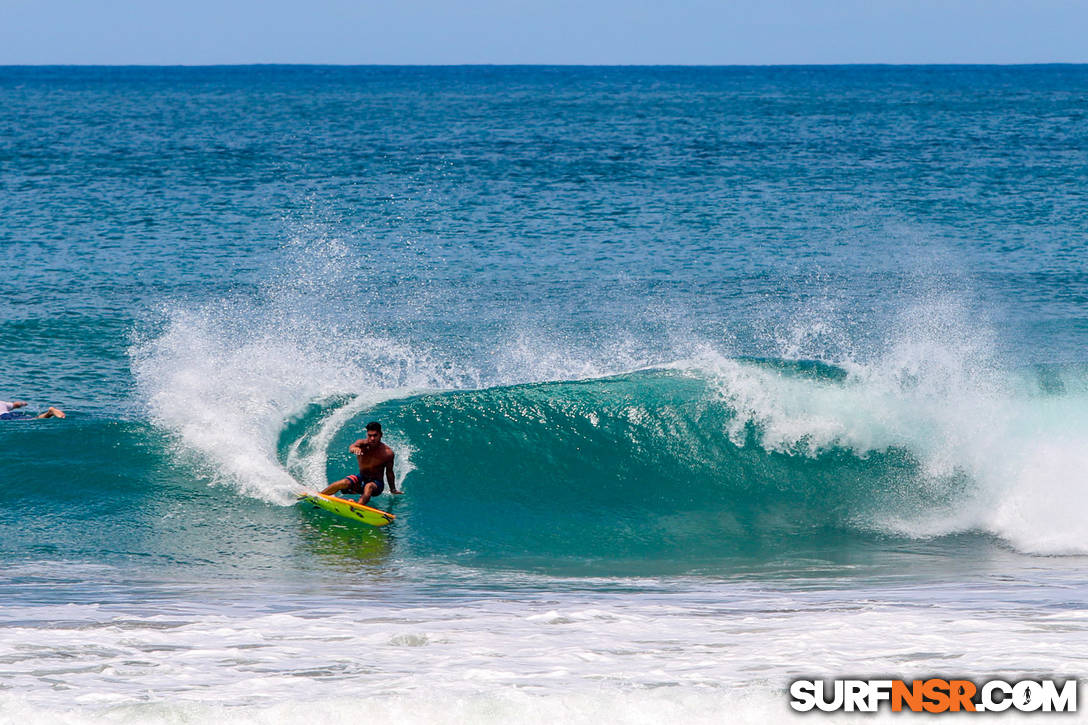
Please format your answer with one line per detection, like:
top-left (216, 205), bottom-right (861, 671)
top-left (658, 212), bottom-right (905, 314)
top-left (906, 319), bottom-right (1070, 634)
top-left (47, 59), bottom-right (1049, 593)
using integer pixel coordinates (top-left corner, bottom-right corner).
top-left (1, 399), bottom-right (65, 420)
top-left (321, 421), bottom-right (401, 505)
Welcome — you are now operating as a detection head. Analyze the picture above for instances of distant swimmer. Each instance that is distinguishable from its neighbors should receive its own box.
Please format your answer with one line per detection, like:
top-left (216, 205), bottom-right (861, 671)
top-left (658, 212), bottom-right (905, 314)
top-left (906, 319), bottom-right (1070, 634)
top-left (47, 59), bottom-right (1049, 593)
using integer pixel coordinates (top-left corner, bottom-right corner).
top-left (0, 399), bottom-right (65, 420)
top-left (321, 421), bottom-right (402, 506)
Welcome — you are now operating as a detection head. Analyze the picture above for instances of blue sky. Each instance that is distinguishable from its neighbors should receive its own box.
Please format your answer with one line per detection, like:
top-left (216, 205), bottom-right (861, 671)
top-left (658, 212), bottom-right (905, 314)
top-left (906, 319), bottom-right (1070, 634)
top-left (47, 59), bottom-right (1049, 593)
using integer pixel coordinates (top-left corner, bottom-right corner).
top-left (1, 0), bottom-right (1085, 65)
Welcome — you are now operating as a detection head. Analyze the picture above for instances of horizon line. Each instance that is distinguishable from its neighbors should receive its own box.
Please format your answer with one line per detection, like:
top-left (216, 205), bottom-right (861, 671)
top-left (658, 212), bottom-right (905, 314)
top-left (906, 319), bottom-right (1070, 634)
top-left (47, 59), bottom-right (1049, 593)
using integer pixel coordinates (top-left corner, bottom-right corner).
top-left (1, 62), bottom-right (1087, 69)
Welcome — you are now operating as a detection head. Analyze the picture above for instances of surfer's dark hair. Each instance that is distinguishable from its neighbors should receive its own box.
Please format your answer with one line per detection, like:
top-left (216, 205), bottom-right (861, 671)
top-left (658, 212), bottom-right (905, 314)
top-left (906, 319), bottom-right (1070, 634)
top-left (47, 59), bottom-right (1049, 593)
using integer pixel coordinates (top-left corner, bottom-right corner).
top-left (365, 421), bottom-right (382, 434)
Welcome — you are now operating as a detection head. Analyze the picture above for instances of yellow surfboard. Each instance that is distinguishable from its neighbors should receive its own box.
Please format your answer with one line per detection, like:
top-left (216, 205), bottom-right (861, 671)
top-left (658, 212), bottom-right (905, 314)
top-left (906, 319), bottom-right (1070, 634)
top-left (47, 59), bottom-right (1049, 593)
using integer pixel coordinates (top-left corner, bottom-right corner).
top-left (298, 490), bottom-right (396, 527)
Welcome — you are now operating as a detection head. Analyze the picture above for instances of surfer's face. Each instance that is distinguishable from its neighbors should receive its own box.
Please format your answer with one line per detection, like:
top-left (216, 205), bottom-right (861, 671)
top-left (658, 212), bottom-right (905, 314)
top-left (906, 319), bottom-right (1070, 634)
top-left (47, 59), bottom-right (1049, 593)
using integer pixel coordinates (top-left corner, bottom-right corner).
top-left (365, 430), bottom-right (382, 445)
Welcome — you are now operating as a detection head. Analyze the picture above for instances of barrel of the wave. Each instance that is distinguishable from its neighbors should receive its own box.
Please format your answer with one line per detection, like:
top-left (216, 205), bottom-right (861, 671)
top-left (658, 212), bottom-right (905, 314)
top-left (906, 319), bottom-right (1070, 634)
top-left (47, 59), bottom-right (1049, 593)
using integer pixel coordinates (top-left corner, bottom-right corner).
top-left (297, 490), bottom-right (396, 527)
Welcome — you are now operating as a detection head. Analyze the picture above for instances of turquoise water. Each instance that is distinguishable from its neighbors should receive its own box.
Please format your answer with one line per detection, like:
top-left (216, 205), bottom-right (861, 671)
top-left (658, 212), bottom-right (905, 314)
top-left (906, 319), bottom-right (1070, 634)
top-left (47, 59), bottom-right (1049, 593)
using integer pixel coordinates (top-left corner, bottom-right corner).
top-left (3, 66), bottom-right (1088, 722)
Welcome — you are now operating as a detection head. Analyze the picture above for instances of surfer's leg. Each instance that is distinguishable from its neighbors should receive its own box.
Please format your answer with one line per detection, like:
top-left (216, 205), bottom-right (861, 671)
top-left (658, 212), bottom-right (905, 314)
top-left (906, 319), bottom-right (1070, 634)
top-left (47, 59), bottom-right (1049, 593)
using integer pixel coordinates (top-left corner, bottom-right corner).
top-left (322, 473), bottom-right (363, 497)
top-left (36, 406), bottom-right (65, 419)
top-left (320, 478), bottom-right (352, 496)
top-left (359, 482), bottom-right (380, 506)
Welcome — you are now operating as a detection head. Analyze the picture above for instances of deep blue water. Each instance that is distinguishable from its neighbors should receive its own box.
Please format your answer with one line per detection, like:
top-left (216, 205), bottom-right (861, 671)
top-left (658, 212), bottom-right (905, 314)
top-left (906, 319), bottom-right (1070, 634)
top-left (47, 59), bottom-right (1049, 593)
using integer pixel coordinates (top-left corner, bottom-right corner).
top-left (2, 66), bottom-right (1087, 720)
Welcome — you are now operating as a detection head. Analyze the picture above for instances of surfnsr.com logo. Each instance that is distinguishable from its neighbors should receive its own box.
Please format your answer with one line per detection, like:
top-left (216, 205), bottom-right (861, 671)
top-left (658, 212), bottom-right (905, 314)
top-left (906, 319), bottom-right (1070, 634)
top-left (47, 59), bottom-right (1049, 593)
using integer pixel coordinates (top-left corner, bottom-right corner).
top-left (789, 678), bottom-right (1077, 713)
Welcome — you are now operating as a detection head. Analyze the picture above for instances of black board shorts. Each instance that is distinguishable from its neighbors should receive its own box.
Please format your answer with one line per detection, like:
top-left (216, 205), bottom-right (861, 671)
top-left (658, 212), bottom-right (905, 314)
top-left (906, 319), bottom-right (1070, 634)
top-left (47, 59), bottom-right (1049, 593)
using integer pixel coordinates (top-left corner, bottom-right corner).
top-left (344, 474), bottom-right (384, 495)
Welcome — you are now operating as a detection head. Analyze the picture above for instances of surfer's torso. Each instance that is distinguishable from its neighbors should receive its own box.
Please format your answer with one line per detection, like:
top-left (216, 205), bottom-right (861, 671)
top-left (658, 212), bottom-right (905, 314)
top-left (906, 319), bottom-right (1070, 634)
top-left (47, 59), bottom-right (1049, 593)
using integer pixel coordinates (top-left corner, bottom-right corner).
top-left (355, 441), bottom-right (394, 479)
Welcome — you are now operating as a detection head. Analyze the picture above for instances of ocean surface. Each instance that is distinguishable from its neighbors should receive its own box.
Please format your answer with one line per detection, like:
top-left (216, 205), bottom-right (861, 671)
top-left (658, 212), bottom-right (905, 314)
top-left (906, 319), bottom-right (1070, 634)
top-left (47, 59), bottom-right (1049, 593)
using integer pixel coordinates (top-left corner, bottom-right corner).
top-left (2, 65), bottom-right (1088, 723)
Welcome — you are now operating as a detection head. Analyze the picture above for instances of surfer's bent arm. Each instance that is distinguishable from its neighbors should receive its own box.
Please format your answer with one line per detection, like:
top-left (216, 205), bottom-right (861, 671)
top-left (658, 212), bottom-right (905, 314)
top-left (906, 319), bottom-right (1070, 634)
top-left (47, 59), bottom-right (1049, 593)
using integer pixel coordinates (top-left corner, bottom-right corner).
top-left (348, 439), bottom-right (367, 455)
top-left (387, 455), bottom-right (401, 494)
